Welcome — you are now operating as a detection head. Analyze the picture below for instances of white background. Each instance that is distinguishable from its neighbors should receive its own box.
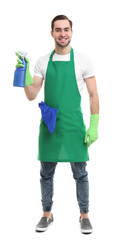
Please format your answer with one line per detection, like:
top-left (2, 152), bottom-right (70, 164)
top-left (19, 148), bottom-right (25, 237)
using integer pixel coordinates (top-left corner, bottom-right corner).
top-left (0, 0), bottom-right (117, 239)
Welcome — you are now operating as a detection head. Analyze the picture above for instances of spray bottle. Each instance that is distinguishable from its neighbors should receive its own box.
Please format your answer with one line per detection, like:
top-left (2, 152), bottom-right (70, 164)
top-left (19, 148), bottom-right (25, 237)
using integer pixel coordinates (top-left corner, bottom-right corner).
top-left (13, 51), bottom-right (27, 87)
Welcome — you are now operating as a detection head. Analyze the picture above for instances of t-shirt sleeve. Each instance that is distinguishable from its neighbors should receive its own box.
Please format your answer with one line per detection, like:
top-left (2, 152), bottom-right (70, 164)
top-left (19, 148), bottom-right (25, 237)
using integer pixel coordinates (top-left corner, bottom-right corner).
top-left (33, 57), bottom-right (43, 78)
top-left (82, 55), bottom-right (95, 79)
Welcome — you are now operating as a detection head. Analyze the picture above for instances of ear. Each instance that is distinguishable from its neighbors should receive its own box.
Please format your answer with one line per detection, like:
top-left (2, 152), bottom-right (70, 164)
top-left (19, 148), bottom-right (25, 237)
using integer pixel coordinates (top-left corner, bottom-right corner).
top-left (50, 31), bottom-right (54, 38)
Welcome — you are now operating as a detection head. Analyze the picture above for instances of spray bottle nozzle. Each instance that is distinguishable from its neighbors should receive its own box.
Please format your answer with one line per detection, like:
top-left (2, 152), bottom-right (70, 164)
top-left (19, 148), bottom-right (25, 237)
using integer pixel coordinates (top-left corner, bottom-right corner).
top-left (17, 51), bottom-right (27, 59)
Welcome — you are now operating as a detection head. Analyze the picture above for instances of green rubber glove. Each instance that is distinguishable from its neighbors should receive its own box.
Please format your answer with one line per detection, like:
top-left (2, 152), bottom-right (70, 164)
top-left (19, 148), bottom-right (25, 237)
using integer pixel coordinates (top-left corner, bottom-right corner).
top-left (15, 52), bottom-right (34, 86)
top-left (84, 114), bottom-right (99, 147)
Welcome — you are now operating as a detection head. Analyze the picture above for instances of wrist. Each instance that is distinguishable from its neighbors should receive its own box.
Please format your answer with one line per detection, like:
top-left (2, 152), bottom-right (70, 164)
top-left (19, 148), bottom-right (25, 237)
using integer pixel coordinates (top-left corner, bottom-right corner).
top-left (25, 71), bottom-right (34, 86)
top-left (90, 114), bottom-right (99, 129)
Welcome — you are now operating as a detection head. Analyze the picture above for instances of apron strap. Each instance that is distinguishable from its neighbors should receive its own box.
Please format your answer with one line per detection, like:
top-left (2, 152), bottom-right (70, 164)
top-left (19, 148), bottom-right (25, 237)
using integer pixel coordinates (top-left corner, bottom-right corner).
top-left (49, 47), bottom-right (74, 62)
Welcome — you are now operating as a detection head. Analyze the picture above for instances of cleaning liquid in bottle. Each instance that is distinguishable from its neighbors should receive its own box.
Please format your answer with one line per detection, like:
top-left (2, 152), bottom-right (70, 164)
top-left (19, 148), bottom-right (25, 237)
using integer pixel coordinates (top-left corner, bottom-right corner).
top-left (13, 51), bottom-right (27, 87)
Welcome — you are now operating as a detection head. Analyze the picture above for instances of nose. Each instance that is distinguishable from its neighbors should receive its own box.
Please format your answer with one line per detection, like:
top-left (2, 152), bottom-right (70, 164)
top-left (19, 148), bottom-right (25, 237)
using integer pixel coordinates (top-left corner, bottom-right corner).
top-left (60, 30), bottom-right (65, 36)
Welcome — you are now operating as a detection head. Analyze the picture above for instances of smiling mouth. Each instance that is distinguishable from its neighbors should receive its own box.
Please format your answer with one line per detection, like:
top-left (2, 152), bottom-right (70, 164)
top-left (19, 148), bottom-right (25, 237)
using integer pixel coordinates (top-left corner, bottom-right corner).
top-left (58, 38), bottom-right (68, 42)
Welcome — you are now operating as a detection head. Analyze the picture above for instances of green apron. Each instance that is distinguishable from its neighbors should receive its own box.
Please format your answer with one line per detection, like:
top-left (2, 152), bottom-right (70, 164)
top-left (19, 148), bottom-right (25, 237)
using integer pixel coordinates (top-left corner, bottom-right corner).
top-left (38, 47), bottom-right (89, 162)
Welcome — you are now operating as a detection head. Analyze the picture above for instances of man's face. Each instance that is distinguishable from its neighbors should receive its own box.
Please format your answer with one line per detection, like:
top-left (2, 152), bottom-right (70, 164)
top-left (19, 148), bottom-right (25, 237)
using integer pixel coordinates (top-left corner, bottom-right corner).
top-left (51, 20), bottom-right (73, 48)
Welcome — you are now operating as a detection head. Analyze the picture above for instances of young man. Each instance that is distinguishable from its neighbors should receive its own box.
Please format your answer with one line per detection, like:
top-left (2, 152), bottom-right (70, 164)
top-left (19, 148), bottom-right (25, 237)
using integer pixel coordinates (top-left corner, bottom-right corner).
top-left (16, 15), bottom-right (99, 234)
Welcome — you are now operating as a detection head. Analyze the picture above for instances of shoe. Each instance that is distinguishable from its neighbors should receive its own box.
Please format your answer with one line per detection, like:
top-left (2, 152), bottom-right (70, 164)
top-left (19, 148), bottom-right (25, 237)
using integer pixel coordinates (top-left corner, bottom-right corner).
top-left (79, 216), bottom-right (93, 234)
top-left (35, 214), bottom-right (54, 232)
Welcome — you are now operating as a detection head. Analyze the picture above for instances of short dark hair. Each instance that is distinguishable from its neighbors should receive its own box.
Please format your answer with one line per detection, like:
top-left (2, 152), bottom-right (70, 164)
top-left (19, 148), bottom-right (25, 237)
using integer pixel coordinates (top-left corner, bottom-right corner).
top-left (51, 15), bottom-right (73, 31)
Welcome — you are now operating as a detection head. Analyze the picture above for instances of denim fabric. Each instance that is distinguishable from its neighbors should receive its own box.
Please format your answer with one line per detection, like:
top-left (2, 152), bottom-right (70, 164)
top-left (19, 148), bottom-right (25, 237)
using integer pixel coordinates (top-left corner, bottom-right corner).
top-left (40, 161), bottom-right (89, 213)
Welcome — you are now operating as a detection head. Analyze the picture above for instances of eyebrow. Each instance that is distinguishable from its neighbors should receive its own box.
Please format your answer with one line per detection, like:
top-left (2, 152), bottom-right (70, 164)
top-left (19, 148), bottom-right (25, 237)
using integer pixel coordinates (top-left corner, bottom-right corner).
top-left (55, 27), bottom-right (70, 30)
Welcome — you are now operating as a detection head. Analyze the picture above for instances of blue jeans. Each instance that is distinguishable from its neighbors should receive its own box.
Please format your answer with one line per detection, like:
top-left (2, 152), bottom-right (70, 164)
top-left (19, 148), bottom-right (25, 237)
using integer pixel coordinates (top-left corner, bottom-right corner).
top-left (40, 162), bottom-right (89, 214)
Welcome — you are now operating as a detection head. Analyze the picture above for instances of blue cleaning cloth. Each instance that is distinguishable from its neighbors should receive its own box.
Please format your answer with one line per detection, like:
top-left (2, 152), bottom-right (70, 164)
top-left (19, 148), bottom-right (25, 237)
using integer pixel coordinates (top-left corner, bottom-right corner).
top-left (38, 101), bottom-right (58, 134)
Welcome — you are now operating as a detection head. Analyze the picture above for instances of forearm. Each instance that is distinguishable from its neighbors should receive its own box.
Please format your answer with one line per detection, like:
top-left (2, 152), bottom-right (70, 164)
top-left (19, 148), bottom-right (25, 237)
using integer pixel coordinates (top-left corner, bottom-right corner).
top-left (24, 83), bottom-right (37, 101)
top-left (24, 76), bottom-right (43, 101)
top-left (90, 93), bottom-right (99, 114)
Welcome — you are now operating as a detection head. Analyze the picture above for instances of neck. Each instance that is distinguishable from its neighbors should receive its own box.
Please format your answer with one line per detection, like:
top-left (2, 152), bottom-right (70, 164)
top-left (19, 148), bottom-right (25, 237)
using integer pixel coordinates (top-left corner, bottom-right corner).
top-left (55, 44), bottom-right (71, 55)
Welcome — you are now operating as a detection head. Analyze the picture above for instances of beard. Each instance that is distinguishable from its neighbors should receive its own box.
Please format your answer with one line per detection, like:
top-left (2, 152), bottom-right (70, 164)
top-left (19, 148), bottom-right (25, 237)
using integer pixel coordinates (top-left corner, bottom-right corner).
top-left (55, 38), bottom-right (71, 48)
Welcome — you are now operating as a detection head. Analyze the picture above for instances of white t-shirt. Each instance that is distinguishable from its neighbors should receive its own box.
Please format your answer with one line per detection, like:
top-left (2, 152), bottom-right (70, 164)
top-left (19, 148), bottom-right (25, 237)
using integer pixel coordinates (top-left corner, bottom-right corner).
top-left (33, 49), bottom-right (95, 95)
